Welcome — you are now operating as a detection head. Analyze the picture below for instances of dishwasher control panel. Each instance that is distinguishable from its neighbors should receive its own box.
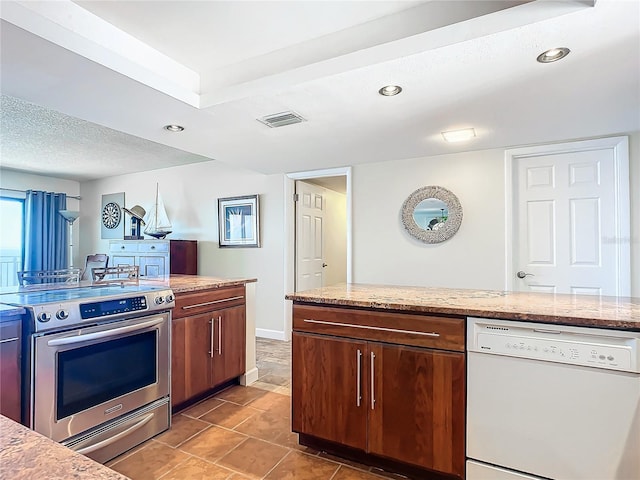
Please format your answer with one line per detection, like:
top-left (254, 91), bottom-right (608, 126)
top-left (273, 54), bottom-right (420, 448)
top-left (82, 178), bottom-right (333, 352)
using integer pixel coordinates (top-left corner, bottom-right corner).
top-left (468, 317), bottom-right (640, 373)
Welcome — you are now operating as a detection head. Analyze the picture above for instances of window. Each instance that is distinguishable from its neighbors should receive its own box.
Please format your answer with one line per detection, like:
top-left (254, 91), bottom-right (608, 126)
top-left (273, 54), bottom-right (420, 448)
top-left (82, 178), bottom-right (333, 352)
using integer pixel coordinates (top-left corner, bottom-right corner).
top-left (0, 197), bottom-right (24, 287)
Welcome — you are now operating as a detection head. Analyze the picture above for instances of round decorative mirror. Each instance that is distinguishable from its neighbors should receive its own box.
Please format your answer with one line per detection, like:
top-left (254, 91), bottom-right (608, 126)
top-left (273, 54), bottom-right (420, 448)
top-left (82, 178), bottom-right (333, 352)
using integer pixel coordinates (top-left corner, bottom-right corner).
top-left (401, 186), bottom-right (463, 243)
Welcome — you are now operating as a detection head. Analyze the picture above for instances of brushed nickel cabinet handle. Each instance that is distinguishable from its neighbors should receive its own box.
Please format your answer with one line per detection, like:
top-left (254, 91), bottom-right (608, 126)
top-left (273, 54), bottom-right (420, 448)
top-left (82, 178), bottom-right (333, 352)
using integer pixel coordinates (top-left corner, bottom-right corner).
top-left (303, 318), bottom-right (440, 337)
top-left (209, 318), bottom-right (214, 358)
top-left (181, 296), bottom-right (245, 310)
top-left (217, 316), bottom-right (222, 355)
top-left (370, 351), bottom-right (376, 410)
top-left (356, 349), bottom-right (362, 407)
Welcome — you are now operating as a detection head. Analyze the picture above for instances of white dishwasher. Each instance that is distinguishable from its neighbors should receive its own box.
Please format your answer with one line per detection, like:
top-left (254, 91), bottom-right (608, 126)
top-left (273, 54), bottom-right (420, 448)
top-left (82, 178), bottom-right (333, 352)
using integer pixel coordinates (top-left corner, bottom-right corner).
top-left (466, 317), bottom-right (640, 480)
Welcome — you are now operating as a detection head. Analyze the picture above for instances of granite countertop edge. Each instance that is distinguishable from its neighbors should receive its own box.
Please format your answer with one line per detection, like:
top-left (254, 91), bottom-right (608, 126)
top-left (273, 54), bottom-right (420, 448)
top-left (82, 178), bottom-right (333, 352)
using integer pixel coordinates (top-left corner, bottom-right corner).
top-left (168, 274), bottom-right (257, 294)
top-left (286, 285), bottom-right (640, 331)
top-left (0, 415), bottom-right (130, 480)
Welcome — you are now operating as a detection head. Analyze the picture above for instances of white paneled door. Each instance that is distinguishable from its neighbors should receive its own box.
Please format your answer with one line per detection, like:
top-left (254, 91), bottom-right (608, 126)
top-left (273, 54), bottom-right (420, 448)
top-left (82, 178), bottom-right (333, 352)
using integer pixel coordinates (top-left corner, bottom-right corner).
top-left (295, 181), bottom-right (326, 292)
top-left (508, 137), bottom-right (630, 296)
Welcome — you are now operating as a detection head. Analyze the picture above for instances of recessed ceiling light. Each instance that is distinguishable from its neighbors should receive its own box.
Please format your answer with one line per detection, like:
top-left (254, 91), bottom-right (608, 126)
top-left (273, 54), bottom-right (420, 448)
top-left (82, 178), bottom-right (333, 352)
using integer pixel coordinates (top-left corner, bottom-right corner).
top-left (378, 85), bottom-right (402, 96)
top-left (536, 47), bottom-right (570, 63)
top-left (163, 124), bottom-right (184, 132)
top-left (441, 128), bottom-right (476, 143)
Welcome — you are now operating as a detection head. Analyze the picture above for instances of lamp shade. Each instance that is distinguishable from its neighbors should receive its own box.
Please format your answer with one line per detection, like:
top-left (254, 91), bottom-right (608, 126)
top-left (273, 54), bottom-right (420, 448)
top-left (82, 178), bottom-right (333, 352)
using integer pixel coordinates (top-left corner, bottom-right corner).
top-left (59, 210), bottom-right (80, 223)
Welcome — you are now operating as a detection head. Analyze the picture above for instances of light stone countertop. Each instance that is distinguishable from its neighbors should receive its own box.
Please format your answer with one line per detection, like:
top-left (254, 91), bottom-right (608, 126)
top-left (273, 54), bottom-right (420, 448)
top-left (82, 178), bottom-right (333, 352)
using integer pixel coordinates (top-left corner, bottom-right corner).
top-left (0, 415), bottom-right (130, 480)
top-left (286, 283), bottom-right (640, 330)
top-left (167, 274), bottom-right (257, 293)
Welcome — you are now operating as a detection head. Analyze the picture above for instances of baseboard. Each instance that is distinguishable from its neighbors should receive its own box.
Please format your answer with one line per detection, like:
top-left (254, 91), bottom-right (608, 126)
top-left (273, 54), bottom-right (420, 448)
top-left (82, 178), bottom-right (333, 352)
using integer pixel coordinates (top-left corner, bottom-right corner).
top-left (240, 367), bottom-right (259, 386)
top-left (256, 328), bottom-right (287, 341)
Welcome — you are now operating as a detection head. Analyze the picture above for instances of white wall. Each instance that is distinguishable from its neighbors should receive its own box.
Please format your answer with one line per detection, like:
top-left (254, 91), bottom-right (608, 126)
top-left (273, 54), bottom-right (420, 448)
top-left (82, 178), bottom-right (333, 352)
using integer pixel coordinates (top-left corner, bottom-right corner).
top-left (352, 148), bottom-right (506, 289)
top-left (352, 131), bottom-right (640, 297)
top-left (79, 160), bottom-right (286, 333)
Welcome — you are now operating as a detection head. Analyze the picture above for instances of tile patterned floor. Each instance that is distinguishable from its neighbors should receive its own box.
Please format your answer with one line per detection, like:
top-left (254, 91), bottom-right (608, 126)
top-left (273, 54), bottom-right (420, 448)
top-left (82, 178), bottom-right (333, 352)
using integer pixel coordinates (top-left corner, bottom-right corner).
top-left (107, 339), bottom-right (399, 480)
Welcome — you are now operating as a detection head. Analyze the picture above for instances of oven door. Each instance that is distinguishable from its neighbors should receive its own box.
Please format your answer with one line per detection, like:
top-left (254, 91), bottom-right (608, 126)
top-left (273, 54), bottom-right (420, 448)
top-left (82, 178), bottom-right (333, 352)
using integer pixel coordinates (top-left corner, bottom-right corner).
top-left (32, 312), bottom-right (170, 442)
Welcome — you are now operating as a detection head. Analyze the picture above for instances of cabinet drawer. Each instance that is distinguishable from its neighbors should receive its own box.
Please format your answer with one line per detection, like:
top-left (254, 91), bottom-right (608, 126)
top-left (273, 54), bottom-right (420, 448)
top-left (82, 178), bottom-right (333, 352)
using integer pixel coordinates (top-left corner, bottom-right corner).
top-left (0, 320), bottom-right (20, 342)
top-left (111, 242), bottom-right (138, 252)
top-left (293, 304), bottom-right (464, 352)
top-left (139, 242), bottom-right (169, 253)
top-left (174, 286), bottom-right (245, 319)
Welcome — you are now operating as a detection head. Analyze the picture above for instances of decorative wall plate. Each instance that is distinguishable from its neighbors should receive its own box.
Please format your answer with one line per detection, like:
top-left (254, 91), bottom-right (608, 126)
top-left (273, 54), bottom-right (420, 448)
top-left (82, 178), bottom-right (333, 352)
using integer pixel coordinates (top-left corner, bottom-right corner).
top-left (401, 186), bottom-right (463, 244)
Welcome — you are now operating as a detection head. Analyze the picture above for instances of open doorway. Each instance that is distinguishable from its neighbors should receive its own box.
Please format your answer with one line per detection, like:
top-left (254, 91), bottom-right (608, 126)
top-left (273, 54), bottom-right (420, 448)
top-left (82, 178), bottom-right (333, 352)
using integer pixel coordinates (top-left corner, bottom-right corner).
top-left (295, 177), bottom-right (347, 291)
top-left (283, 167), bottom-right (352, 340)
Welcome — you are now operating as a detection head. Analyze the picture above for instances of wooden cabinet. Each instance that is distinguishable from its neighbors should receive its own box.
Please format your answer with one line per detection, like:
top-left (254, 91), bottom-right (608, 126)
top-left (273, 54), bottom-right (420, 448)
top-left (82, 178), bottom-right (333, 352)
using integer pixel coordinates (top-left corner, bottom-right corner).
top-left (171, 286), bottom-right (246, 410)
top-left (0, 318), bottom-right (22, 423)
top-left (169, 240), bottom-right (197, 274)
top-left (292, 304), bottom-right (465, 479)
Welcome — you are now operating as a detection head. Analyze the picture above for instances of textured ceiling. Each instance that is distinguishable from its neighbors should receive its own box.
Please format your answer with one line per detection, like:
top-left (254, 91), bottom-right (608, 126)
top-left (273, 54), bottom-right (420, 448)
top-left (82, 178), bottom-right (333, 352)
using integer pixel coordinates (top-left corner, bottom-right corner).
top-left (0, 0), bottom-right (638, 182)
top-left (1, 95), bottom-right (212, 181)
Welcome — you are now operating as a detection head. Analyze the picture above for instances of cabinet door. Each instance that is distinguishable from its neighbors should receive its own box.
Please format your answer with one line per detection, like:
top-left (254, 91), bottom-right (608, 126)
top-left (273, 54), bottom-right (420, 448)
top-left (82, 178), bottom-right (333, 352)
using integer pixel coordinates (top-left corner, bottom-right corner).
top-left (292, 332), bottom-right (368, 450)
top-left (0, 320), bottom-right (21, 423)
top-left (171, 318), bottom-right (187, 408)
top-left (111, 255), bottom-right (135, 269)
top-left (368, 343), bottom-right (465, 477)
top-left (211, 305), bottom-right (246, 386)
top-left (138, 255), bottom-right (167, 277)
top-left (183, 313), bottom-right (215, 398)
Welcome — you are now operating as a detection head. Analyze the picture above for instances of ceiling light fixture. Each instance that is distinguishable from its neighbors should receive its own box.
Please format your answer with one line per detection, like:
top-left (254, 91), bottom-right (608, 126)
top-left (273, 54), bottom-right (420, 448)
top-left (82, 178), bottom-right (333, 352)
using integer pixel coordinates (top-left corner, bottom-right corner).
top-left (163, 124), bottom-right (184, 132)
top-left (536, 47), bottom-right (570, 63)
top-left (441, 128), bottom-right (476, 143)
top-left (378, 85), bottom-right (402, 96)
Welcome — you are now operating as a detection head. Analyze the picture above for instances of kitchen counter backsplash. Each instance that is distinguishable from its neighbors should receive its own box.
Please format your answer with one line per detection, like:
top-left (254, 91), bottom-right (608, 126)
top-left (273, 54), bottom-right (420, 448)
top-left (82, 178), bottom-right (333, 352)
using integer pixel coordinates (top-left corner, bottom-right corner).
top-left (286, 283), bottom-right (640, 330)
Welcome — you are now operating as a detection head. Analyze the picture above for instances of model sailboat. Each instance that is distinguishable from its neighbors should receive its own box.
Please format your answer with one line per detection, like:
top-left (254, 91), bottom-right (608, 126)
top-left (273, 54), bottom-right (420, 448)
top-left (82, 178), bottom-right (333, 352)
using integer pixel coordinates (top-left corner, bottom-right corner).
top-left (143, 184), bottom-right (172, 239)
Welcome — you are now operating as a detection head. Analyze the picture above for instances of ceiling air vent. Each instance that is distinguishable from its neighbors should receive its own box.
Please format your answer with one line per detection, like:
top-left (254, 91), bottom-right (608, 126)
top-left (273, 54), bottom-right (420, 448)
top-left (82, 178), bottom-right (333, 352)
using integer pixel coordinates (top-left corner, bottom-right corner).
top-left (258, 111), bottom-right (306, 128)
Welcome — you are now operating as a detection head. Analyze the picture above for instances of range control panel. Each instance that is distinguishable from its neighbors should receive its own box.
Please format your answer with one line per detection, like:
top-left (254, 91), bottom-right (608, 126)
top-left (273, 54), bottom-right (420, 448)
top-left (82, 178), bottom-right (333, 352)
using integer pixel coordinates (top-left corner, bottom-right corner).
top-left (27, 290), bottom-right (175, 333)
top-left (468, 318), bottom-right (640, 373)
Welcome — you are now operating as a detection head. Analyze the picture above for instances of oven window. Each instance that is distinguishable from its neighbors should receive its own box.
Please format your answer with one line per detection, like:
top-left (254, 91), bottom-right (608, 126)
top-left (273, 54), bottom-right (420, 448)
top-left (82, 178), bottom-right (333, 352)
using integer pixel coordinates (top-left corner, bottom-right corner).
top-left (57, 331), bottom-right (157, 420)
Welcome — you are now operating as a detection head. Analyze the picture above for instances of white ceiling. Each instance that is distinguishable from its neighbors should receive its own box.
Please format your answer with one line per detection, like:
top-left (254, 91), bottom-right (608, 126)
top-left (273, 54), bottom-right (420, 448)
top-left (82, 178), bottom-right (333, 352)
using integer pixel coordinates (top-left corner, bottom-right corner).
top-left (1, 0), bottom-right (638, 182)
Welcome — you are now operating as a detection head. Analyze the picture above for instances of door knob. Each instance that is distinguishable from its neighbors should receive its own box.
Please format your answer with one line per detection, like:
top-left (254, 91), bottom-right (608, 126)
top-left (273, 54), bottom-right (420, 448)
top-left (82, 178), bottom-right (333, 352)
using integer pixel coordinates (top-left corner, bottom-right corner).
top-left (322, 263), bottom-right (328, 268)
top-left (516, 271), bottom-right (534, 279)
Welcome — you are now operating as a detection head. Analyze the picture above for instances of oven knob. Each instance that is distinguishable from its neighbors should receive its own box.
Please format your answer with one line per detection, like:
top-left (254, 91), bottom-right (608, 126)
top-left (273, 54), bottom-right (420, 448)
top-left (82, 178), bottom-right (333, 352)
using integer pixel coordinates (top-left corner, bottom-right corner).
top-left (56, 309), bottom-right (69, 320)
top-left (155, 296), bottom-right (165, 305)
top-left (165, 294), bottom-right (175, 303)
top-left (38, 312), bottom-right (52, 323)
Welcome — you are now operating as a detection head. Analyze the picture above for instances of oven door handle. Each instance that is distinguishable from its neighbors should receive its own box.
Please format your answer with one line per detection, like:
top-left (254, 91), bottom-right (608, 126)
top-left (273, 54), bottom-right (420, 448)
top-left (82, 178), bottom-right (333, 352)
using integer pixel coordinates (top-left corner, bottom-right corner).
top-left (47, 317), bottom-right (165, 346)
top-left (74, 412), bottom-right (155, 455)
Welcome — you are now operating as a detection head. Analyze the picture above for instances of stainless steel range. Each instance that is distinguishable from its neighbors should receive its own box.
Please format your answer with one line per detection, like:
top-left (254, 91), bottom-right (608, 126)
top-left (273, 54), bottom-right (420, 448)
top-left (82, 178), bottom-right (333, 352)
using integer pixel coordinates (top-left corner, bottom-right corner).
top-left (0, 284), bottom-right (174, 463)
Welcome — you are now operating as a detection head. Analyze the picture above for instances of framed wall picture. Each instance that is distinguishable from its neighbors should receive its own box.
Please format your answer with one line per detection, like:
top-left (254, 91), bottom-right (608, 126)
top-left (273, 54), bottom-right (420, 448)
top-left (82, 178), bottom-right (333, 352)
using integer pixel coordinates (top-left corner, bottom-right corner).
top-left (101, 192), bottom-right (125, 239)
top-left (218, 194), bottom-right (260, 248)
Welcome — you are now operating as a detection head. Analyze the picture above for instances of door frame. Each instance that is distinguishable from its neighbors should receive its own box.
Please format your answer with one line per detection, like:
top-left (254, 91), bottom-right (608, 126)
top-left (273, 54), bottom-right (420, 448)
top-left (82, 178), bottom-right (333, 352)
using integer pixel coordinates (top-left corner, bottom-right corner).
top-left (504, 136), bottom-right (630, 295)
top-left (283, 167), bottom-right (352, 341)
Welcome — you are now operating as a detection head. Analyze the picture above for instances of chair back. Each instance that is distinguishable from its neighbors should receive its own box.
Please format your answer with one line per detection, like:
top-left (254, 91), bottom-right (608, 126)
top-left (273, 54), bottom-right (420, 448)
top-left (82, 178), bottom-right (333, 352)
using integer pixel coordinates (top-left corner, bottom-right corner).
top-left (82, 254), bottom-right (109, 281)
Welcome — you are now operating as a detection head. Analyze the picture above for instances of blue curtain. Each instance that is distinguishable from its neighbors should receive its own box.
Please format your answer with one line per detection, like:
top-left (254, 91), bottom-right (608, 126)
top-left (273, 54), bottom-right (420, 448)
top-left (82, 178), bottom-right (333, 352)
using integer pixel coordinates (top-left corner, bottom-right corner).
top-left (23, 190), bottom-right (68, 272)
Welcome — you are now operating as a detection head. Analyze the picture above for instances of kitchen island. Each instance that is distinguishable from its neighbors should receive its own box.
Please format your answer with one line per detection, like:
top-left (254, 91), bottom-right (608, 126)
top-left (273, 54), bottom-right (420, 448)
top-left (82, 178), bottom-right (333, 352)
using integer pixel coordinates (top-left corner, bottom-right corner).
top-left (0, 414), bottom-right (130, 480)
top-left (286, 284), bottom-right (640, 480)
top-left (286, 283), bottom-right (640, 330)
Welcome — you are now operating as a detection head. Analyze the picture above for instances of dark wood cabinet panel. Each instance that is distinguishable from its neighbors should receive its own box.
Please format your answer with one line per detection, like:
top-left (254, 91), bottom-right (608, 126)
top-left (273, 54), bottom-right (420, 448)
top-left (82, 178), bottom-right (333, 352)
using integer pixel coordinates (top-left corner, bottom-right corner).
top-left (172, 287), bottom-right (246, 412)
top-left (170, 240), bottom-right (197, 275)
top-left (292, 304), bottom-right (466, 479)
top-left (212, 305), bottom-right (246, 386)
top-left (368, 343), bottom-right (465, 477)
top-left (0, 320), bottom-right (22, 423)
top-left (184, 312), bottom-right (215, 399)
top-left (292, 332), bottom-right (368, 450)
top-left (171, 318), bottom-right (186, 408)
